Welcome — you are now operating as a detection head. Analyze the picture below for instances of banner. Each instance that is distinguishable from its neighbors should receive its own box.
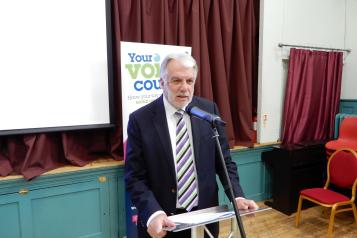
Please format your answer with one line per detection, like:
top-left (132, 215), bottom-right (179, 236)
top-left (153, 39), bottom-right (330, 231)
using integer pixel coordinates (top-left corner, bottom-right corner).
top-left (120, 41), bottom-right (191, 141)
top-left (120, 42), bottom-right (191, 237)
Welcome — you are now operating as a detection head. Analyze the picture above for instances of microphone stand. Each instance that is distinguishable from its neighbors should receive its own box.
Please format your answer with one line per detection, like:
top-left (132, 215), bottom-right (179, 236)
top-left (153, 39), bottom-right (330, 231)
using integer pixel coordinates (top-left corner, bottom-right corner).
top-left (211, 123), bottom-right (246, 238)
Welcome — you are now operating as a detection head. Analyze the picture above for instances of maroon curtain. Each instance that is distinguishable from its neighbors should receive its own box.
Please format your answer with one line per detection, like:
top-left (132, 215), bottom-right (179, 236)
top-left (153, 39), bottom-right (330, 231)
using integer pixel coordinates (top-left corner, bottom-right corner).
top-left (0, 0), bottom-right (259, 179)
top-left (281, 48), bottom-right (343, 144)
top-left (114, 0), bottom-right (259, 147)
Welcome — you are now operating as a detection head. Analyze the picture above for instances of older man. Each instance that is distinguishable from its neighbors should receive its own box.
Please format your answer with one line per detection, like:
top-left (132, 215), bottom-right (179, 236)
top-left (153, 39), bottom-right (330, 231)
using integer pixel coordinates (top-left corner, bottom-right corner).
top-left (125, 53), bottom-right (258, 238)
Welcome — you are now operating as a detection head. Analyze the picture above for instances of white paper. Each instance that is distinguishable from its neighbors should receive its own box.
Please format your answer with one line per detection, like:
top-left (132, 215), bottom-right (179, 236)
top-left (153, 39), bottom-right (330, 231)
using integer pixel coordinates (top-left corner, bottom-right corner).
top-left (168, 211), bottom-right (234, 224)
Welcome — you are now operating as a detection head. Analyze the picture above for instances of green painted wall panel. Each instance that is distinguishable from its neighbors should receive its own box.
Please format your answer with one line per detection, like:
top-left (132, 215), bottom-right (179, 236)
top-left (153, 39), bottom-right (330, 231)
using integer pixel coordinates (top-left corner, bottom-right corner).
top-left (116, 168), bottom-right (126, 237)
top-left (340, 99), bottom-right (357, 114)
top-left (0, 201), bottom-right (21, 238)
top-left (238, 162), bottom-right (265, 200)
top-left (31, 187), bottom-right (104, 238)
top-left (218, 146), bottom-right (274, 205)
top-left (0, 165), bottom-right (124, 238)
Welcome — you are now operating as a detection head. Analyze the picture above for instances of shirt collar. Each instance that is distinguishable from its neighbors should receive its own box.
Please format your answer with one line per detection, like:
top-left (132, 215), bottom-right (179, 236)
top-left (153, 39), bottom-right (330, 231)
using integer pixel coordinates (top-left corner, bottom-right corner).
top-left (162, 95), bottom-right (187, 115)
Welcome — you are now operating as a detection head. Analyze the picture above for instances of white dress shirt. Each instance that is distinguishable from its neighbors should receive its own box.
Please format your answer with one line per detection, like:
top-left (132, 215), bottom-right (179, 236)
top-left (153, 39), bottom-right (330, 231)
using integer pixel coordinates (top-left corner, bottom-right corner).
top-left (147, 96), bottom-right (199, 226)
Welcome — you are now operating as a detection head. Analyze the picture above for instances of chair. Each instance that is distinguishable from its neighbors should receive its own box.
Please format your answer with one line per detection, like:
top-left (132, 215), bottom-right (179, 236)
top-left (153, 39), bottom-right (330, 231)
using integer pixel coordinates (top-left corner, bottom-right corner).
top-left (325, 117), bottom-right (357, 156)
top-left (295, 148), bottom-right (357, 238)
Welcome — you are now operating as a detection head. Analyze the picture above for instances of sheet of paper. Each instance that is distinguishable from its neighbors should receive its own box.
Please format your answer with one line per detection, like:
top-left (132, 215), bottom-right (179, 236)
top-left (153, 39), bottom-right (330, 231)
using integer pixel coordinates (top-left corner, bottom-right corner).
top-left (168, 211), bottom-right (234, 224)
top-left (164, 207), bottom-right (272, 232)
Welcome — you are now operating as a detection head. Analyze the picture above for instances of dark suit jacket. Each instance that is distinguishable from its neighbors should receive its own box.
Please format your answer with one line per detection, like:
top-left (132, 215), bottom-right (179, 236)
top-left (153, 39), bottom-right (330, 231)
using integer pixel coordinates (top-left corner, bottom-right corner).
top-left (125, 95), bottom-right (244, 231)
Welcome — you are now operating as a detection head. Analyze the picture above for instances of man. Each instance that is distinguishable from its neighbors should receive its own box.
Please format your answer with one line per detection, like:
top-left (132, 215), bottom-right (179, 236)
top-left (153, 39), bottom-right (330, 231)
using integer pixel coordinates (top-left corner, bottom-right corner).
top-left (125, 53), bottom-right (258, 238)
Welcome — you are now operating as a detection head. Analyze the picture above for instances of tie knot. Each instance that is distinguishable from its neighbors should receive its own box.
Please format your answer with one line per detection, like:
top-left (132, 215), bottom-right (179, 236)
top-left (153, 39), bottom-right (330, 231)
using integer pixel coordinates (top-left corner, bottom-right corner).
top-left (175, 110), bottom-right (184, 119)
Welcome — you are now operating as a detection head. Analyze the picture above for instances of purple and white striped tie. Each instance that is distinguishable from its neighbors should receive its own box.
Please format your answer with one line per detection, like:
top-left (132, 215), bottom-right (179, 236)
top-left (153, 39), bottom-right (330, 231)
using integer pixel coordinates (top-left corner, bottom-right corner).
top-left (175, 110), bottom-right (198, 211)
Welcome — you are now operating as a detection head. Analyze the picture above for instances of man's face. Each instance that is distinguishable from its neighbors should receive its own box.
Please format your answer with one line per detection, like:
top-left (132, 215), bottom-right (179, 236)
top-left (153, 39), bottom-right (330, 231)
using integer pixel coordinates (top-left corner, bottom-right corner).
top-left (160, 59), bottom-right (195, 109)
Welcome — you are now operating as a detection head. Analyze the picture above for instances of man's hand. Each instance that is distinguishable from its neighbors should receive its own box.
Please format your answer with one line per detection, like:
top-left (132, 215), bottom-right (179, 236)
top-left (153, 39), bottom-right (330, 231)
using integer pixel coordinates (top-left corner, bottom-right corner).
top-left (235, 198), bottom-right (259, 210)
top-left (147, 213), bottom-right (176, 238)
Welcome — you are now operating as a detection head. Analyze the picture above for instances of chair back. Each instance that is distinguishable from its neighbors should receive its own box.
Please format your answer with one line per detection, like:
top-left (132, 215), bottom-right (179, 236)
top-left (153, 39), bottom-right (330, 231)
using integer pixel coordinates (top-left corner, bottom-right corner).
top-left (328, 148), bottom-right (357, 189)
top-left (339, 117), bottom-right (357, 140)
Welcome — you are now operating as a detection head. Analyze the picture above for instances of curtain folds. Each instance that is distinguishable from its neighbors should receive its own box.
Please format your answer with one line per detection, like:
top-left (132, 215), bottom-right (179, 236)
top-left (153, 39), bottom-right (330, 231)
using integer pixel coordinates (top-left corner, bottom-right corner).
top-left (281, 48), bottom-right (343, 145)
top-left (115, 0), bottom-right (258, 146)
top-left (0, 0), bottom-right (258, 179)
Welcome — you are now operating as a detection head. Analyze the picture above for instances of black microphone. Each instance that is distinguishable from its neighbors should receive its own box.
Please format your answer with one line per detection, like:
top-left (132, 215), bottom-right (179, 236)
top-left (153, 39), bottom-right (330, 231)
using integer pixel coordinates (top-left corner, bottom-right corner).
top-left (186, 105), bottom-right (226, 126)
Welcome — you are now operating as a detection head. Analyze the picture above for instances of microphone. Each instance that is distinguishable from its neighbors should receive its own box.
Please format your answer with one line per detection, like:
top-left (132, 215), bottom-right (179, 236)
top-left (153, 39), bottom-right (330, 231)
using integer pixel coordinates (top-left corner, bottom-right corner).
top-left (186, 105), bottom-right (226, 126)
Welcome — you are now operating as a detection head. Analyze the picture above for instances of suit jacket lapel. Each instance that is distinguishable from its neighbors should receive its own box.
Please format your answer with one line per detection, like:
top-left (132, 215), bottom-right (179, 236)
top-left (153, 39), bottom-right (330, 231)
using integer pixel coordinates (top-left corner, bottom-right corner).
top-left (152, 96), bottom-right (176, 179)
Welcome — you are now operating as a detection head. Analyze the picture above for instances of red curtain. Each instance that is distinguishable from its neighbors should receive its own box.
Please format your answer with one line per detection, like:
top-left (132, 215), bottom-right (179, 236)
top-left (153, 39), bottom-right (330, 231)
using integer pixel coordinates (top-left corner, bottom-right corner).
top-left (114, 0), bottom-right (259, 147)
top-left (0, 0), bottom-right (259, 179)
top-left (281, 48), bottom-right (343, 144)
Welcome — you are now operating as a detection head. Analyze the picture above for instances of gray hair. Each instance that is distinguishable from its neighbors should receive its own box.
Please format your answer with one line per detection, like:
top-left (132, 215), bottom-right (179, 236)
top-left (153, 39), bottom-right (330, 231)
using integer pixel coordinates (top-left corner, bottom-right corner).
top-left (160, 53), bottom-right (198, 81)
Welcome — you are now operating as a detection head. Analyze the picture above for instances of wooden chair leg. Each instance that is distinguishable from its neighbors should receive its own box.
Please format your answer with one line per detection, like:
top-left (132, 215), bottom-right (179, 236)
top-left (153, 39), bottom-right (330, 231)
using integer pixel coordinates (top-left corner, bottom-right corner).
top-left (296, 195), bottom-right (303, 227)
top-left (352, 203), bottom-right (357, 225)
top-left (327, 206), bottom-right (337, 238)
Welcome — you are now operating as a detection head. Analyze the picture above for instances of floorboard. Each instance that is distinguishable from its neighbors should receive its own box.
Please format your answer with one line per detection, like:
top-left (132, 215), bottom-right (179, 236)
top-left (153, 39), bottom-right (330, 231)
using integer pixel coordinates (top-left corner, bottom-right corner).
top-left (219, 202), bottom-right (357, 237)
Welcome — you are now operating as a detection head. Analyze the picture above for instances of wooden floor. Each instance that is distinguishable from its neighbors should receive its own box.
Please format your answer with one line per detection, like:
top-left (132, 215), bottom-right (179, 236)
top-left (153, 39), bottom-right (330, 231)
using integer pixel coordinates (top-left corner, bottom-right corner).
top-left (219, 202), bottom-right (357, 238)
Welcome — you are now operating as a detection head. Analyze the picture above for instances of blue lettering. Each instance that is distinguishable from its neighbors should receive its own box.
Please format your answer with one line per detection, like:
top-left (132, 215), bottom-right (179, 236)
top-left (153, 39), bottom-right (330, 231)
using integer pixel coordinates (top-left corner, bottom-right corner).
top-left (128, 53), bottom-right (136, 62)
top-left (134, 81), bottom-right (143, 91)
top-left (134, 79), bottom-right (161, 91)
top-left (144, 80), bottom-right (153, 90)
top-left (128, 53), bottom-right (153, 63)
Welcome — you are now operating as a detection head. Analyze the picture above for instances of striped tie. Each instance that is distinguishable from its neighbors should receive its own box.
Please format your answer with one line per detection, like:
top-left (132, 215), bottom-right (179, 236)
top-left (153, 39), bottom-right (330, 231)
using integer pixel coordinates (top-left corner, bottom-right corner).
top-left (175, 110), bottom-right (198, 211)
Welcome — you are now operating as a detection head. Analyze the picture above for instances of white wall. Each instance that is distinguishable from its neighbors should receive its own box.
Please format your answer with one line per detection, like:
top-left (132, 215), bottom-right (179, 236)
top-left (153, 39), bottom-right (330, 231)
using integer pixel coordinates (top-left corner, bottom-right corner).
top-left (258, 0), bottom-right (357, 143)
top-left (257, 0), bottom-right (285, 143)
top-left (342, 0), bottom-right (357, 99)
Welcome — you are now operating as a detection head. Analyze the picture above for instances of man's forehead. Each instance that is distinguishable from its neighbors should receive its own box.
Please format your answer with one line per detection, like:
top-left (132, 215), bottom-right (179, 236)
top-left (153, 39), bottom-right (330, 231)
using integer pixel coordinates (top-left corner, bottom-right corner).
top-left (169, 73), bottom-right (195, 80)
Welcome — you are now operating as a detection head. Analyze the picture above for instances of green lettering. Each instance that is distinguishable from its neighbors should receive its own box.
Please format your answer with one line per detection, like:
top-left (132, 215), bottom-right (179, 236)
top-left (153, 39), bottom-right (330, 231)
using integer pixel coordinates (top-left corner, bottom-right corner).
top-left (141, 63), bottom-right (155, 79)
top-left (154, 63), bottom-right (160, 78)
top-left (125, 64), bottom-right (141, 79)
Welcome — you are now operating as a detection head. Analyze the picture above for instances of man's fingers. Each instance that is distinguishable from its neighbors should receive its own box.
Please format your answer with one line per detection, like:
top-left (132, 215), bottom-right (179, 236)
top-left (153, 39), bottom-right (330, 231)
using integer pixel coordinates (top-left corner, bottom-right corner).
top-left (158, 230), bottom-right (167, 237)
top-left (164, 218), bottom-right (176, 227)
top-left (236, 198), bottom-right (259, 210)
top-left (147, 213), bottom-right (172, 238)
top-left (148, 228), bottom-right (166, 238)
